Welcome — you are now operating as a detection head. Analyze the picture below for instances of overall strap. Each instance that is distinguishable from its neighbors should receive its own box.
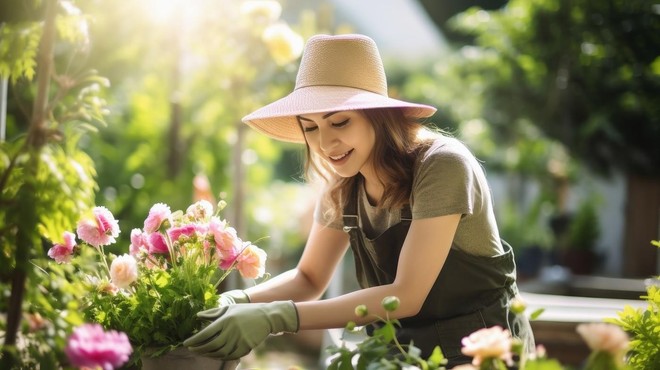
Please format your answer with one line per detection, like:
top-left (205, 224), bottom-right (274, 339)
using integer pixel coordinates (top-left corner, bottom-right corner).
top-left (342, 180), bottom-right (359, 233)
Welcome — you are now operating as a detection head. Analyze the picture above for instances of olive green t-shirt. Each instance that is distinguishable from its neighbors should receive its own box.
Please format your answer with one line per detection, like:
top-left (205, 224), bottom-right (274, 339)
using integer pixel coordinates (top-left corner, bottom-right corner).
top-left (314, 136), bottom-right (504, 257)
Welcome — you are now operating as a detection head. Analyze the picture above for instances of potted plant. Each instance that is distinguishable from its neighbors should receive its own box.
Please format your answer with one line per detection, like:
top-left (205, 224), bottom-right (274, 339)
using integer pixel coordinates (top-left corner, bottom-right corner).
top-left (560, 197), bottom-right (601, 275)
top-left (46, 199), bottom-right (267, 369)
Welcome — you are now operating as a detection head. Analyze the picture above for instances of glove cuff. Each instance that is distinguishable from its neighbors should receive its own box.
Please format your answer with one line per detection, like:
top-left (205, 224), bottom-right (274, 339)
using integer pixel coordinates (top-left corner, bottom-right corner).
top-left (269, 300), bottom-right (300, 334)
top-left (228, 289), bottom-right (251, 304)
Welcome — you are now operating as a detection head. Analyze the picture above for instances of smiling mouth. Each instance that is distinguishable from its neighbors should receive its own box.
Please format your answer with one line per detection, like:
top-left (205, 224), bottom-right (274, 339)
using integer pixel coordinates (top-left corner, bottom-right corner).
top-left (329, 149), bottom-right (353, 161)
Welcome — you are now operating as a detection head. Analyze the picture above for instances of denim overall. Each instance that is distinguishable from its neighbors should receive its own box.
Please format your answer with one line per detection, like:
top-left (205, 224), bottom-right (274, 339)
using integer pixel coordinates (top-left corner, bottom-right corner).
top-left (342, 186), bottom-right (534, 367)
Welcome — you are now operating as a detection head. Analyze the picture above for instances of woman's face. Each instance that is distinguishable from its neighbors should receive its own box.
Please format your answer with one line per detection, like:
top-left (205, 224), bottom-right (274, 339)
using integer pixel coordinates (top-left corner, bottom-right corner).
top-left (298, 110), bottom-right (376, 178)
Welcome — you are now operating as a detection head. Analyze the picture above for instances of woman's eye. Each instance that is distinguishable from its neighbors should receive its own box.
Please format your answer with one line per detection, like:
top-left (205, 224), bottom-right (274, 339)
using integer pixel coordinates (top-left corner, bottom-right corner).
top-left (331, 119), bottom-right (350, 128)
top-left (303, 126), bottom-right (318, 132)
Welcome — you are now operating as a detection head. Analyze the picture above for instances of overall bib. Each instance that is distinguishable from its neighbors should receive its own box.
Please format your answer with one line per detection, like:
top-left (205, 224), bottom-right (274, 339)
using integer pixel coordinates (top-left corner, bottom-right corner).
top-left (342, 185), bottom-right (534, 368)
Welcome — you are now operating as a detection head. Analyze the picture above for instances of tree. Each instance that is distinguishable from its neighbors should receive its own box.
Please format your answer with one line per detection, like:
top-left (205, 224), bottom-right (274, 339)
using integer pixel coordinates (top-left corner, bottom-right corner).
top-left (418, 0), bottom-right (660, 276)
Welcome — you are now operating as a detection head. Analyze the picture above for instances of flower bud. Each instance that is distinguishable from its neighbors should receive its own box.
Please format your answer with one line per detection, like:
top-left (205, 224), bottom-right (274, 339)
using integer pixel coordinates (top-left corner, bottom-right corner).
top-left (381, 296), bottom-right (400, 312)
top-left (354, 304), bottom-right (368, 318)
top-left (510, 297), bottom-right (527, 315)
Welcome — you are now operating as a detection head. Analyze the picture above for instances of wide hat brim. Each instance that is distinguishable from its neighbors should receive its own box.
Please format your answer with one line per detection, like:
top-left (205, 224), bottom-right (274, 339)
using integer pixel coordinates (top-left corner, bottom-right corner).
top-left (242, 85), bottom-right (437, 144)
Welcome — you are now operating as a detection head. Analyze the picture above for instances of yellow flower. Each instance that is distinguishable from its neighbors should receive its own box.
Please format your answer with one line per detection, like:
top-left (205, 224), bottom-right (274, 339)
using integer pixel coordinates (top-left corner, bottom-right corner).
top-left (262, 23), bottom-right (304, 65)
top-left (240, 0), bottom-right (281, 23)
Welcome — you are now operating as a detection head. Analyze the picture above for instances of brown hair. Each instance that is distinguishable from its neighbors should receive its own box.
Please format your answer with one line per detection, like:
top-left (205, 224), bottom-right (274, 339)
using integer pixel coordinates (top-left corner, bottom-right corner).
top-left (301, 108), bottom-right (433, 216)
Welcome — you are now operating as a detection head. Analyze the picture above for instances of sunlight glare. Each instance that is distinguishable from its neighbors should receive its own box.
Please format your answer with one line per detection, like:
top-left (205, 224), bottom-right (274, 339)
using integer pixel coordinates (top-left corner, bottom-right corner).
top-left (140, 0), bottom-right (189, 24)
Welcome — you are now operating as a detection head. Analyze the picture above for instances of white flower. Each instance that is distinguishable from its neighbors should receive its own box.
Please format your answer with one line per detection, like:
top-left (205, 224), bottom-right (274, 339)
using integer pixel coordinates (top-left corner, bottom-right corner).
top-left (110, 254), bottom-right (138, 289)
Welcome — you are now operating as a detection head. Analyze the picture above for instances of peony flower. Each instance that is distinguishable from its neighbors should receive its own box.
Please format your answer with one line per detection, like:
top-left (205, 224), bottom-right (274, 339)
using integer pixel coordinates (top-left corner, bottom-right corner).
top-left (48, 231), bottom-right (77, 263)
top-left (186, 199), bottom-right (214, 221)
top-left (129, 228), bottom-right (150, 257)
top-left (236, 243), bottom-right (267, 279)
top-left (110, 254), bottom-right (138, 289)
top-left (209, 217), bottom-right (242, 252)
top-left (168, 224), bottom-right (197, 243)
top-left (262, 22), bottom-right (304, 65)
top-left (576, 323), bottom-right (629, 354)
top-left (148, 232), bottom-right (169, 255)
top-left (76, 206), bottom-right (120, 247)
top-left (65, 323), bottom-right (132, 370)
top-left (143, 203), bottom-right (171, 233)
top-left (461, 326), bottom-right (513, 366)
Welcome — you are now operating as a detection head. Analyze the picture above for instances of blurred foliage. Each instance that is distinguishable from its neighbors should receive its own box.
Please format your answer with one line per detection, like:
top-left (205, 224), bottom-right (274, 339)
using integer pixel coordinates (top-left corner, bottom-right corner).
top-left (446, 0), bottom-right (660, 177)
top-left (1, 0), bottom-right (103, 367)
top-left (0, 0), bottom-right (317, 367)
top-left (606, 241), bottom-right (660, 370)
top-left (71, 0), bottom-right (312, 259)
top-left (401, 0), bottom-right (659, 257)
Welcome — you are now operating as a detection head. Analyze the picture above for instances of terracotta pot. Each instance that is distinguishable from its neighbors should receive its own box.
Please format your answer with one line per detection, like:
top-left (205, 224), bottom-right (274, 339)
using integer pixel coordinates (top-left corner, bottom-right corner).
top-left (140, 347), bottom-right (239, 370)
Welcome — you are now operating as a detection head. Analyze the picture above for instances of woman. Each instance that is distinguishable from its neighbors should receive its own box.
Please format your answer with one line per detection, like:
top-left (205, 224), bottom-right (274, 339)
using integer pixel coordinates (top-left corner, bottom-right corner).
top-left (184, 33), bottom-right (534, 368)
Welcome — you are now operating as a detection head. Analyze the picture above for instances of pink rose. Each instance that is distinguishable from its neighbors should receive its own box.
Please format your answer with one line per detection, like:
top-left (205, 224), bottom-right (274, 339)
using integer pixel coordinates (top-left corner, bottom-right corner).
top-left (576, 323), bottom-right (629, 354)
top-left (236, 243), bottom-right (267, 279)
top-left (76, 207), bottom-right (120, 248)
top-left (65, 323), bottom-right (132, 370)
top-left (143, 203), bottom-right (171, 233)
top-left (461, 326), bottom-right (513, 366)
top-left (110, 254), bottom-right (138, 289)
top-left (148, 232), bottom-right (169, 255)
top-left (48, 231), bottom-right (77, 263)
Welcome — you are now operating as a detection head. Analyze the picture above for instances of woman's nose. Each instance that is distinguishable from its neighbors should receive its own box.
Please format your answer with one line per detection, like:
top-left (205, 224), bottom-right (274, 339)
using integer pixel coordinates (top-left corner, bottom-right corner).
top-left (319, 128), bottom-right (339, 152)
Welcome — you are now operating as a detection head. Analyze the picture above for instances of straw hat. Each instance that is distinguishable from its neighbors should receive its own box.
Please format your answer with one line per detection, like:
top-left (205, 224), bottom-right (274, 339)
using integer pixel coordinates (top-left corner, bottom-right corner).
top-left (242, 34), bottom-right (437, 143)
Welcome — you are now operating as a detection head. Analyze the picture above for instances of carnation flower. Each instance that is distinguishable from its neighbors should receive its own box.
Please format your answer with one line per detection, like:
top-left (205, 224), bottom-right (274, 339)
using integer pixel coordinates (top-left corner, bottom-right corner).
top-left (65, 323), bottom-right (132, 370)
top-left (48, 231), bottom-right (77, 263)
top-left (461, 326), bottom-right (514, 366)
top-left (110, 254), bottom-right (138, 289)
top-left (143, 203), bottom-right (171, 233)
top-left (76, 206), bottom-right (120, 247)
top-left (236, 243), bottom-right (267, 279)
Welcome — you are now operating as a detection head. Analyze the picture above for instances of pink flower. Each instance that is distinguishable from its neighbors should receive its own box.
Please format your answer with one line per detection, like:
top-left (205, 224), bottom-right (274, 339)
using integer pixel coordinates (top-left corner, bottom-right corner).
top-left (186, 200), bottom-right (214, 221)
top-left (148, 232), bottom-right (169, 255)
top-left (110, 254), bottom-right (138, 289)
top-left (209, 217), bottom-right (242, 252)
top-left (168, 224), bottom-right (197, 243)
top-left (76, 207), bottom-right (120, 247)
top-left (129, 228), bottom-right (150, 256)
top-left (461, 326), bottom-right (513, 366)
top-left (236, 243), bottom-right (267, 279)
top-left (576, 323), bottom-right (629, 354)
top-left (65, 323), bottom-right (132, 370)
top-left (48, 231), bottom-right (77, 263)
top-left (143, 203), bottom-right (171, 233)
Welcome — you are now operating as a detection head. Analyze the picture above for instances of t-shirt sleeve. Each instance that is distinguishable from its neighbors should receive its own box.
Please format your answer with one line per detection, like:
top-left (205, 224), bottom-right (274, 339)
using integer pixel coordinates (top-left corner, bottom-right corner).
top-left (313, 194), bottom-right (344, 230)
top-left (411, 145), bottom-right (474, 220)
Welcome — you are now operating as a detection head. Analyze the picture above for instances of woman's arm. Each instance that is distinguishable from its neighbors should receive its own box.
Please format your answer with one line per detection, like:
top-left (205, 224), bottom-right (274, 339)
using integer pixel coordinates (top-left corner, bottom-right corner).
top-left (245, 220), bottom-right (350, 303)
top-left (296, 213), bottom-right (461, 330)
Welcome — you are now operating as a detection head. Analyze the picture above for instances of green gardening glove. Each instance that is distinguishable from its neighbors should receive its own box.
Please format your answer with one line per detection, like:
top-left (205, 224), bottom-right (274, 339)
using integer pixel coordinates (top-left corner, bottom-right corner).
top-left (183, 301), bottom-right (299, 360)
top-left (218, 289), bottom-right (250, 307)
